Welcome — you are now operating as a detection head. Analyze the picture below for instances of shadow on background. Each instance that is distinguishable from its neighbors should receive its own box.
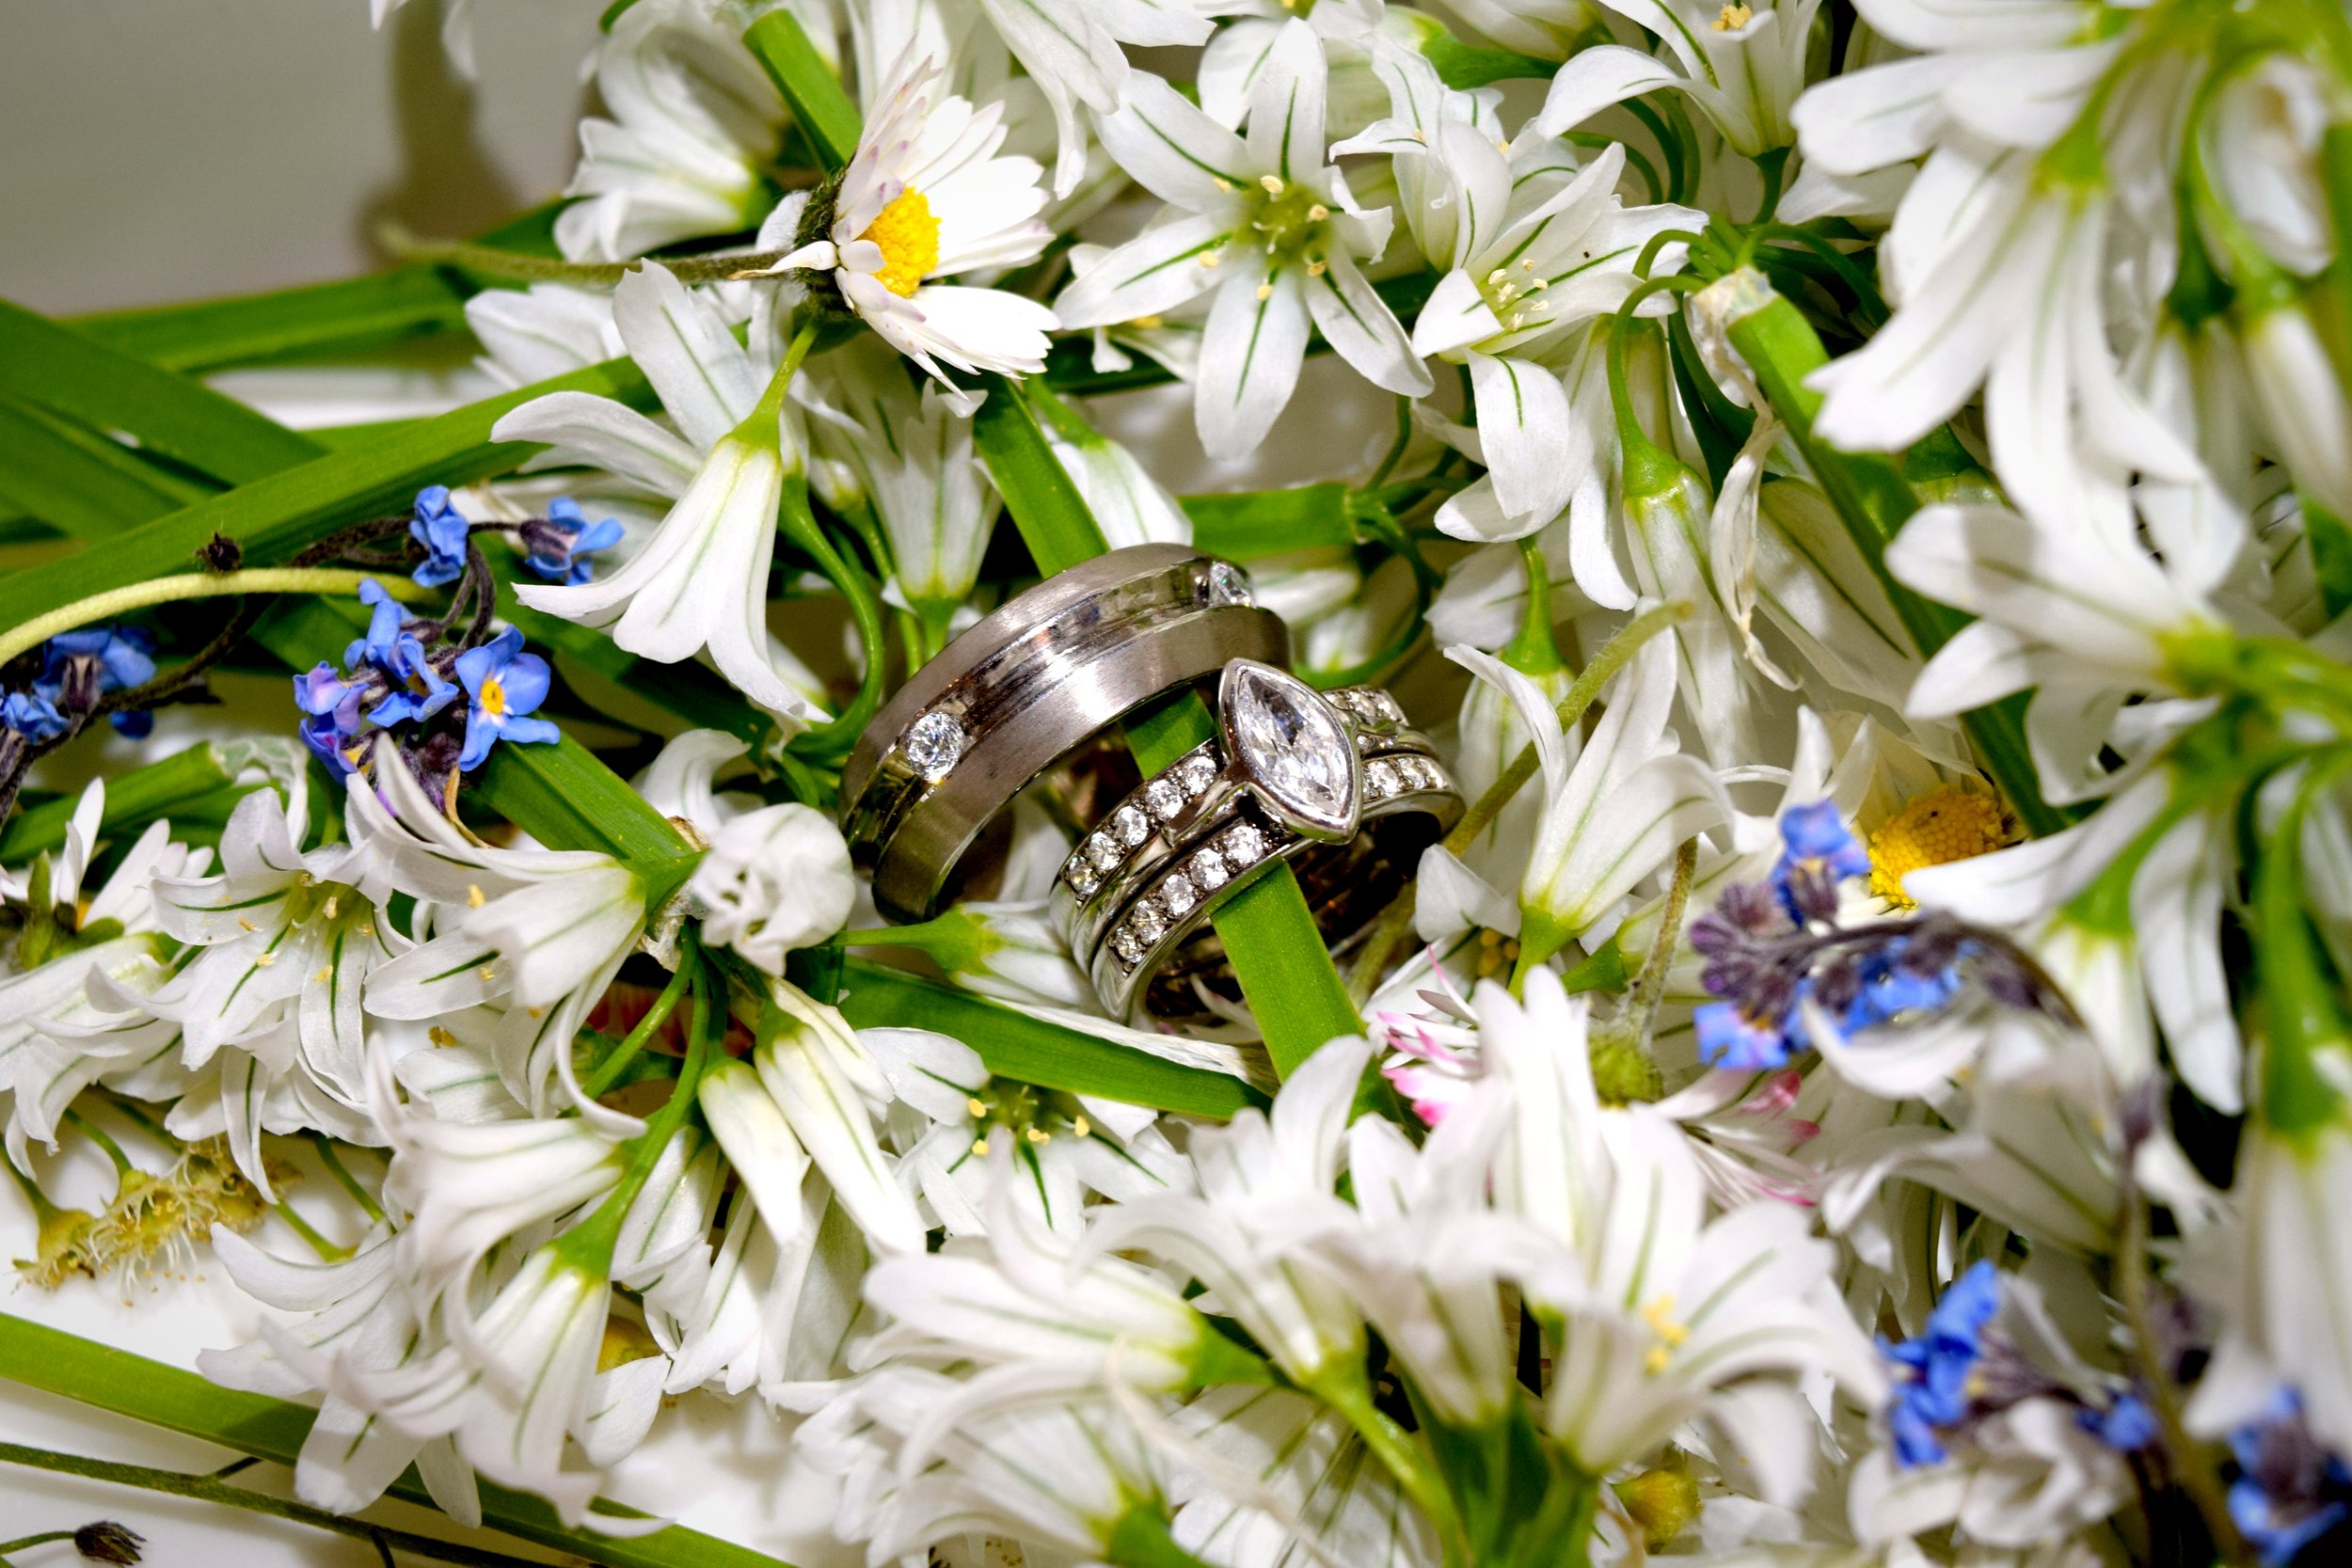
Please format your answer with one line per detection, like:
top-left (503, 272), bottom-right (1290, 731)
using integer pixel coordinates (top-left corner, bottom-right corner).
top-left (360, 0), bottom-right (526, 258)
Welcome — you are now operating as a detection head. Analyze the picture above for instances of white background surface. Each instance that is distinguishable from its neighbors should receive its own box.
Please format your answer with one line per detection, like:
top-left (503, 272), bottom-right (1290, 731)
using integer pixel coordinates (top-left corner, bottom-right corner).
top-left (2, 3), bottom-right (848, 1562)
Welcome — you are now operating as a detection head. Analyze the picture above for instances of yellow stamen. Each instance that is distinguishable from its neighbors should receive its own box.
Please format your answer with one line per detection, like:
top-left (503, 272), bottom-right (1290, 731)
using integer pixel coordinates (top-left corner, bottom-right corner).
top-left (1071, 1115), bottom-right (1090, 1138)
top-left (467, 883), bottom-right (485, 909)
top-left (967, 1096), bottom-right (990, 1118)
top-left (860, 186), bottom-right (942, 298)
top-left (1259, 174), bottom-right (1286, 196)
top-left (478, 674), bottom-right (508, 721)
top-left (1256, 282), bottom-right (1274, 301)
top-left (972, 1136), bottom-right (992, 1157)
top-left (1710, 2), bottom-right (1752, 27)
top-left (1868, 785), bottom-right (2010, 908)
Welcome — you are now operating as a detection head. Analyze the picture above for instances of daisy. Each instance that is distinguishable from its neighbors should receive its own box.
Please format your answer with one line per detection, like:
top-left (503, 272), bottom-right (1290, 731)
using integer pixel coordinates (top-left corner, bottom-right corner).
top-left (754, 57), bottom-right (1058, 412)
top-left (1052, 20), bottom-right (1433, 454)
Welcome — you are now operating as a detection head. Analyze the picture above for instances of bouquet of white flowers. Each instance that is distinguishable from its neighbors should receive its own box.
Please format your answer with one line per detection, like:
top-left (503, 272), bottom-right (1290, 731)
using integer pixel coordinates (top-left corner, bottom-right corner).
top-left (2, 0), bottom-right (2350, 1565)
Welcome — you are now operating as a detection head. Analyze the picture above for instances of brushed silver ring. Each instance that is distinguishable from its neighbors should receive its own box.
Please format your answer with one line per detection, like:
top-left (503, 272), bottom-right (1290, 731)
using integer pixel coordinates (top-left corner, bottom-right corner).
top-left (841, 545), bottom-right (1284, 924)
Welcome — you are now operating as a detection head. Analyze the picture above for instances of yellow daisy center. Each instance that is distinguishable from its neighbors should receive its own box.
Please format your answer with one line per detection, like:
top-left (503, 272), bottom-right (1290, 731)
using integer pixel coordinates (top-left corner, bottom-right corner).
top-left (862, 186), bottom-right (941, 298)
top-left (1868, 786), bottom-right (2009, 907)
top-left (478, 673), bottom-right (508, 720)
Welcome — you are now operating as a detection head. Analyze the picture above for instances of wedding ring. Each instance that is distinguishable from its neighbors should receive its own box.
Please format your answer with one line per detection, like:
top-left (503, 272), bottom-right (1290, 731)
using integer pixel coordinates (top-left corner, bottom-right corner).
top-left (1057, 660), bottom-right (1463, 1025)
top-left (842, 546), bottom-right (1284, 924)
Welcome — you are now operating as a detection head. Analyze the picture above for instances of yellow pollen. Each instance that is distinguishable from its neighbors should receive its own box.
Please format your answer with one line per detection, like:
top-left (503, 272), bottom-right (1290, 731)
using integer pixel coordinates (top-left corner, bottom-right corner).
top-left (467, 883), bottom-right (485, 909)
top-left (253, 952), bottom-right (274, 968)
top-left (1711, 2), bottom-right (1752, 27)
top-left (1213, 177), bottom-right (1234, 193)
top-left (478, 674), bottom-right (508, 721)
top-left (358, 922), bottom-right (373, 938)
top-left (1306, 203), bottom-right (1328, 221)
top-left (1071, 1115), bottom-right (1090, 1138)
top-left (1200, 249), bottom-right (1223, 268)
top-left (323, 895), bottom-right (339, 919)
top-left (478, 964), bottom-right (497, 984)
top-left (1130, 314), bottom-right (1166, 329)
top-left (1306, 259), bottom-right (1327, 277)
top-left (237, 919), bottom-right (256, 933)
top-left (1868, 786), bottom-right (2010, 908)
top-left (860, 186), bottom-right (941, 298)
top-left (1640, 1294), bottom-right (1690, 1374)
top-left (972, 1136), bottom-right (992, 1157)
top-left (1256, 282), bottom-right (1274, 301)
top-left (314, 966), bottom-right (332, 983)
top-left (1259, 174), bottom-right (1286, 196)
top-left (966, 1096), bottom-right (990, 1118)
top-left (1025, 1126), bottom-right (1051, 1144)
top-left (429, 1026), bottom-right (458, 1048)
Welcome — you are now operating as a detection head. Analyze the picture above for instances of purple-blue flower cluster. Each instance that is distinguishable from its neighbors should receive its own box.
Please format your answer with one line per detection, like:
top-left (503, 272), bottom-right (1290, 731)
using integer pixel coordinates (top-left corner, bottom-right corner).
top-left (2230, 1389), bottom-right (2351, 1566)
top-left (294, 490), bottom-right (561, 785)
top-left (1884, 1259), bottom-right (2000, 1466)
top-left (1689, 801), bottom-right (2057, 1073)
top-left (1, 625), bottom-right (159, 747)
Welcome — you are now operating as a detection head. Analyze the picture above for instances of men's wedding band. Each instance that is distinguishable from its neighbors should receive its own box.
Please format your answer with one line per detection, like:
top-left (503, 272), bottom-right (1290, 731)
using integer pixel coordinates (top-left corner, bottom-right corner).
top-left (841, 545), bottom-right (1284, 925)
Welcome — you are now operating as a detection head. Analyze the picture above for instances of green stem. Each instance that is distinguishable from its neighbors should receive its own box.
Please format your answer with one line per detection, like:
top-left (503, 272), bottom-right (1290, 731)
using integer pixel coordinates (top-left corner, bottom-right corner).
top-left (2114, 1163), bottom-right (2254, 1568)
top-left (580, 952), bottom-right (695, 1099)
top-left (565, 944), bottom-right (718, 1274)
top-left (386, 238), bottom-right (804, 291)
top-left (0, 568), bottom-right (427, 669)
top-left (0, 1533), bottom-right (75, 1556)
top-left (2, 1162), bottom-right (65, 1228)
top-left (0, 1441), bottom-right (549, 1568)
top-left (59, 1108), bottom-right (133, 1179)
top-left (270, 1200), bottom-right (349, 1263)
top-left (307, 1134), bottom-right (386, 1225)
top-left (780, 477), bottom-right (890, 765)
top-left (1102, 1509), bottom-right (1220, 1568)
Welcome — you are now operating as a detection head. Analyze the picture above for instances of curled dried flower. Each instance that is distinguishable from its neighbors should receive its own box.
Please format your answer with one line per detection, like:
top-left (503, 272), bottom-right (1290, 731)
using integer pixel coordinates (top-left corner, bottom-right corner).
top-left (75, 1522), bottom-right (146, 1564)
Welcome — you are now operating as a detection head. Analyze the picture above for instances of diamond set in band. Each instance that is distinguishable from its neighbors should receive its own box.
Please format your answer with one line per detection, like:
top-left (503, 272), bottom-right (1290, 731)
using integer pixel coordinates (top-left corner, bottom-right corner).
top-left (901, 709), bottom-right (966, 782)
top-left (1365, 754), bottom-right (1449, 801)
top-left (1062, 742), bottom-right (1223, 898)
top-left (1106, 816), bottom-right (1286, 969)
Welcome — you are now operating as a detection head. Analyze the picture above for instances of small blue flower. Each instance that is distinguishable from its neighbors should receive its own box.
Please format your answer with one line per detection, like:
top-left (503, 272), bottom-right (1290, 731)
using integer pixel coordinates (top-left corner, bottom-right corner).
top-left (1838, 938), bottom-right (1964, 1037)
top-left (409, 485), bottom-right (471, 588)
top-left (2078, 1393), bottom-right (2159, 1453)
top-left (1695, 1000), bottom-right (1799, 1071)
top-left (294, 662), bottom-right (370, 776)
top-left (1883, 1260), bottom-right (2002, 1468)
top-left (2229, 1389), bottom-right (2352, 1567)
top-left (454, 627), bottom-right (559, 770)
top-left (1772, 801), bottom-right (1870, 923)
top-left (521, 499), bottom-right (625, 586)
top-left (40, 625), bottom-right (157, 694)
top-left (2, 689), bottom-right (69, 742)
top-left (345, 579), bottom-right (408, 670)
top-left (109, 709), bottom-right (154, 739)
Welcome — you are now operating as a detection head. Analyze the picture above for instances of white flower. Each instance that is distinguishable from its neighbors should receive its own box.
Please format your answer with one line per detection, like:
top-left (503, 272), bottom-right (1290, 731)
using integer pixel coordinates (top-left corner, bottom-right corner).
top-left (1087, 1035), bottom-right (1370, 1386)
top-left (803, 337), bottom-right (1003, 623)
top-left (140, 786), bottom-right (399, 1126)
top-left (863, 1027), bottom-right (1189, 1235)
top-left (1521, 1103), bottom-right (1884, 1492)
top-left (464, 283), bottom-right (626, 390)
top-left (758, 58), bottom-right (1058, 407)
top-left (493, 261), bottom-right (817, 720)
top-left (861, 1140), bottom-right (1219, 1388)
top-left (1054, 21), bottom-right (1432, 454)
top-left (1378, 123), bottom-right (1697, 533)
top-left (199, 1225), bottom-right (482, 1524)
top-left (1452, 629), bottom-right (1732, 969)
top-left (0, 783), bottom-right (207, 1167)
top-left (689, 803), bottom-right (854, 974)
top-left (696, 978), bottom-right (928, 1256)
top-left (356, 767), bottom-right (652, 1130)
top-left (1884, 496), bottom-right (2226, 803)
top-left (1536, 0), bottom-right (1824, 156)
top-left (555, 0), bottom-right (787, 262)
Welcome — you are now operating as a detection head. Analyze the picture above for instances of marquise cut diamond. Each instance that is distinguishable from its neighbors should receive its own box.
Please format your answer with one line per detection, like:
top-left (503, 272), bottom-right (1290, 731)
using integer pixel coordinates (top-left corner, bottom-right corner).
top-left (1223, 661), bottom-right (1358, 838)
